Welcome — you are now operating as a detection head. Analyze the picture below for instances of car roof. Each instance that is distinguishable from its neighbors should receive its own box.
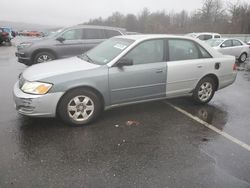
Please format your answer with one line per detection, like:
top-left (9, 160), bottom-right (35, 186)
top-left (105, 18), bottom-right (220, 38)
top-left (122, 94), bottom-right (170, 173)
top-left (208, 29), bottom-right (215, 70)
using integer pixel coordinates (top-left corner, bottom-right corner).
top-left (115, 34), bottom-right (195, 41)
top-left (195, 32), bottom-right (220, 35)
top-left (67, 25), bottom-right (126, 32)
top-left (213, 38), bottom-right (243, 41)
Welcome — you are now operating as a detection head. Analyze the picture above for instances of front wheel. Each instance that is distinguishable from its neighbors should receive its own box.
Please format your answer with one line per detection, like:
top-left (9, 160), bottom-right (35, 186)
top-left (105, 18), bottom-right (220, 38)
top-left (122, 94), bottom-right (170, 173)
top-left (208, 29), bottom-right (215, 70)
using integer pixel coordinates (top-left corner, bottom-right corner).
top-left (192, 77), bottom-right (216, 104)
top-left (34, 51), bottom-right (55, 64)
top-left (57, 89), bottom-right (103, 126)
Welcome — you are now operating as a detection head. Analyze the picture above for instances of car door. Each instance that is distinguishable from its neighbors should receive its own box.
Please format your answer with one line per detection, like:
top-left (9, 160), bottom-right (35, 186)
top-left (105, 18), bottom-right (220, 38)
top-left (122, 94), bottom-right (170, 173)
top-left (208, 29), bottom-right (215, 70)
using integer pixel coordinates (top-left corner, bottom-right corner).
top-left (109, 39), bottom-right (167, 104)
top-left (232, 39), bottom-right (243, 58)
top-left (82, 28), bottom-right (106, 53)
top-left (55, 28), bottom-right (84, 58)
top-left (218, 39), bottom-right (233, 55)
top-left (166, 39), bottom-right (213, 97)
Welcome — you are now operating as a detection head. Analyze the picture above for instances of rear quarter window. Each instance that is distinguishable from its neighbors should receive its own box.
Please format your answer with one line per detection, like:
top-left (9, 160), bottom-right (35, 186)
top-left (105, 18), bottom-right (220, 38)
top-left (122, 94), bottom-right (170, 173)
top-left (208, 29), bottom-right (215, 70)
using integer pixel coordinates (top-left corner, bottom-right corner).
top-left (197, 45), bottom-right (212, 58)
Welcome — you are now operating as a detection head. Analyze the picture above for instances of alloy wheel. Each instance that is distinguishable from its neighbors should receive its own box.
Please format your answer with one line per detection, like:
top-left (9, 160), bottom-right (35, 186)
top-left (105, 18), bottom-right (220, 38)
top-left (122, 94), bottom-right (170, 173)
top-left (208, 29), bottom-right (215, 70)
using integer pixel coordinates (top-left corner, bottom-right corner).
top-left (67, 95), bottom-right (94, 122)
top-left (198, 82), bottom-right (213, 102)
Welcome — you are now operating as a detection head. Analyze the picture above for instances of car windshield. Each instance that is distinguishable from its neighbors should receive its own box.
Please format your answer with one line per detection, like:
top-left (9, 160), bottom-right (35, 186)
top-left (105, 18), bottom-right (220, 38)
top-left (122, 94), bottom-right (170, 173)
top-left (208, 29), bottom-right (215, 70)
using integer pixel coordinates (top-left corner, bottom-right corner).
top-left (78, 38), bottom-right (135, 65)
top-left (206, 39), bottom-right (224, 47)
top-left (3, 28), bottom-right (11, 33)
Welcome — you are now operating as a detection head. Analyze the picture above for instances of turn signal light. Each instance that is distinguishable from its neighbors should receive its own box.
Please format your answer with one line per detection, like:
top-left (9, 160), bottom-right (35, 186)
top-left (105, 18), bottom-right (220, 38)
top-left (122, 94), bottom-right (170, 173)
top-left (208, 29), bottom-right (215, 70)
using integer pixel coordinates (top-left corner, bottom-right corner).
top-left (233, 63), bottom-right (237, 71)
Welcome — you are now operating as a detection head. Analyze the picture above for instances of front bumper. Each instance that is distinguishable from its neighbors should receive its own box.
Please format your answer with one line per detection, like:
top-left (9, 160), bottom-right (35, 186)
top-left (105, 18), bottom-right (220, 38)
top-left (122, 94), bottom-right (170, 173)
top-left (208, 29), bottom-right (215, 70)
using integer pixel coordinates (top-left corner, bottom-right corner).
top-left (13, 81), bottom-right (64, 117)
top-left (15, 52), bottom-right (32, 65)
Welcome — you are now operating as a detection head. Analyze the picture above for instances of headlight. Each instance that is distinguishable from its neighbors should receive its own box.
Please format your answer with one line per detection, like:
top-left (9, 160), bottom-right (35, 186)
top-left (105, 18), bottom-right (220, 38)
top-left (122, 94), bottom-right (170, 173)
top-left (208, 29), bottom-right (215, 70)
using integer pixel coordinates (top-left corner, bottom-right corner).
top-left (21, 81), bottom-right (52, 95)
top-left (18, 42), bottom-right (33, 49)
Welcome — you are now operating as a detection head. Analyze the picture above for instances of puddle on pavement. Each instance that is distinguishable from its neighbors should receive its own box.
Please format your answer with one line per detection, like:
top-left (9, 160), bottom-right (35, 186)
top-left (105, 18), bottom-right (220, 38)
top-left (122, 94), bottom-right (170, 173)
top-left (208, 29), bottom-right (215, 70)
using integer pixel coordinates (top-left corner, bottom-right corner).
top-left (168, 98), bottom-right (228, 131)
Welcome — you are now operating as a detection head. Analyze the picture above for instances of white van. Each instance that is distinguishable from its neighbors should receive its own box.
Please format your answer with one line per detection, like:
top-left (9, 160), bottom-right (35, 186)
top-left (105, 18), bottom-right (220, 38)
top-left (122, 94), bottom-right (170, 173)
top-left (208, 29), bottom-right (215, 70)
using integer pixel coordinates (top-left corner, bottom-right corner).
top-left (186, 32), bottom-right (221, 41)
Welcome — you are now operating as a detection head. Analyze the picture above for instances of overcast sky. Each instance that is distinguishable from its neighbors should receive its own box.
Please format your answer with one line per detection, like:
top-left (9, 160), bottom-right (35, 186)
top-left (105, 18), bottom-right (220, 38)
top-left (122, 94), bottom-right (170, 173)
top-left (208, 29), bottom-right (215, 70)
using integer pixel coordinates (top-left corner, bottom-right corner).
top-left (0, 0), bottom-right (237, 27)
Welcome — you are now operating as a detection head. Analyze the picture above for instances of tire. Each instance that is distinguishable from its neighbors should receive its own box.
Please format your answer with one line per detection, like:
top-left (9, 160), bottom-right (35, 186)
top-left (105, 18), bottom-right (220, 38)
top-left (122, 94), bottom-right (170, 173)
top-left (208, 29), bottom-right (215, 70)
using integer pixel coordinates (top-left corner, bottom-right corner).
top-left (57, 88), bottom-right (103, 126)
top-left (33, 51), bottom-right (55, 64)
top-left (239, 53), bottom-right (247, 63)
top-left (192, 77), bottom-right (215, 104)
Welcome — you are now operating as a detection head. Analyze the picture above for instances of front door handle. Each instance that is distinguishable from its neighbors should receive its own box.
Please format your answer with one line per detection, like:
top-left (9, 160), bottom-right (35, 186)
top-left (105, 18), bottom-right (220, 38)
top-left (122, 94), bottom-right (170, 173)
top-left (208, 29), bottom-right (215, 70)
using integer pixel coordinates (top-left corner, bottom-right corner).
top-left (197, 65), bottom-right (203, 68)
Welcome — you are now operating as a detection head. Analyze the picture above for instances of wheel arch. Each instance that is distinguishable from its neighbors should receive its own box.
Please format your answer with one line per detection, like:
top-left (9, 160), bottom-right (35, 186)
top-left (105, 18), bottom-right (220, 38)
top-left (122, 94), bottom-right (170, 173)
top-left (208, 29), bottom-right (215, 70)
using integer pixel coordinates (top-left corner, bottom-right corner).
top-left (240, 51), bottom-right (248, 58)
top-left (31, 48), bottom-right (58, 62)
top-left (199, 73), bottom-right (219, 91)
top-left (56, 85), bottom-right (105, 117)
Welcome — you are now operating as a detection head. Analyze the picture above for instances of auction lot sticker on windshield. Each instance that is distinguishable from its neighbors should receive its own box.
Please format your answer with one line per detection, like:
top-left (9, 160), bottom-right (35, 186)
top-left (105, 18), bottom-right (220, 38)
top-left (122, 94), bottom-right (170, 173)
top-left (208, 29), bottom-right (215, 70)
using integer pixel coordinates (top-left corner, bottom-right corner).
top-left (114, 44), bottom-right (127, 50)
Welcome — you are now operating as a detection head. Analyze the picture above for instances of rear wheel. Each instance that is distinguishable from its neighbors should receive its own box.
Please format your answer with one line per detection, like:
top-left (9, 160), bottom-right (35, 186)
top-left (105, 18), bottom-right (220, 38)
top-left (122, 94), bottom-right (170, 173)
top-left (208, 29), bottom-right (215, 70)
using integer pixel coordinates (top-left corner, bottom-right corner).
top-left (239, 53), bottom-right (247, 63)
top-left (57, 88), bottom-right (103, 126)
top-left (192, 77), bottom-right (215, 104)
top-left (34, 51), bottom-right (55, 64)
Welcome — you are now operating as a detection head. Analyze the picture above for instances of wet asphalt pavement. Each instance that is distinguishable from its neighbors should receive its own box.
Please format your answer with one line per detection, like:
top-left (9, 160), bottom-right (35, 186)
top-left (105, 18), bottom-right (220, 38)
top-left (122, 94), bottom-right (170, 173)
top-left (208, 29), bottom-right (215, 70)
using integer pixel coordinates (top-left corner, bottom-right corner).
top-left (0, 38), bottom-right (250, 188)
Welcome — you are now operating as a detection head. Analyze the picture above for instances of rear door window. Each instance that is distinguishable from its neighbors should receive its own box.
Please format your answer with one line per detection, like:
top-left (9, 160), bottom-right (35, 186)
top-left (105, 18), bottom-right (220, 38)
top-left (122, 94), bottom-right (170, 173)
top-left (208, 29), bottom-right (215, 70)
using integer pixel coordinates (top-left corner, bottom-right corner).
top-left (232, 40), bottom-right (242, 46)
top-left (168, 39), bottom-right (199, 61)
top-left (204, 35), bottom-right (212, 40)
top-left (83, 28), bottom-right (106, 39)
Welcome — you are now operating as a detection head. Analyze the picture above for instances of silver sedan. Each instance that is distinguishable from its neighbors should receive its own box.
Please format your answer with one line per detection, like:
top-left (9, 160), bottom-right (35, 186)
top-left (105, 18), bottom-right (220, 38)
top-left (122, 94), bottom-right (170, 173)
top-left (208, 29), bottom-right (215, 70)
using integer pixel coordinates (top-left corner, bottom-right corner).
top-left (14, 35), bottom-right (237, 126)
top-left (206, 38), bottom-right (250, 63)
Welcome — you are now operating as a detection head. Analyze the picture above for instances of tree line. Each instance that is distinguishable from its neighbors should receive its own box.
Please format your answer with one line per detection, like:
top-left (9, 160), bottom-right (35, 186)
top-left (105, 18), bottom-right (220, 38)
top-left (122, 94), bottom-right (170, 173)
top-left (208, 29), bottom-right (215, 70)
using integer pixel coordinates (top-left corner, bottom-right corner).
top-left (84, 0), bottom-right (250, 34)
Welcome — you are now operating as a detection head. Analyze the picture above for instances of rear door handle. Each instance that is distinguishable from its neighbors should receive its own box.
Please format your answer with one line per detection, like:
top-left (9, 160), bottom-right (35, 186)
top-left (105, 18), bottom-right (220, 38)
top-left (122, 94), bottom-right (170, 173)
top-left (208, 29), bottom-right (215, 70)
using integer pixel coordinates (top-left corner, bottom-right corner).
top-left (197, 65), bottom-right (203, 68)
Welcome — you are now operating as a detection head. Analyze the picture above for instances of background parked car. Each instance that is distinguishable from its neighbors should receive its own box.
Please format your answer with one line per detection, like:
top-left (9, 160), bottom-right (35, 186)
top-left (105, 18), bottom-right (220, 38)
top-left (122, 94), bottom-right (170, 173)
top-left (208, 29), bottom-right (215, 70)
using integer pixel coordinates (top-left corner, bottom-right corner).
top-left (186, 32), bottom-right (221, 41)
top-left (26, 31), bottom-right (43, 37)
top-left (16, 25), bottom-right (126, 66)
top-left (0, 27), bottom-right (16, 45)
top-left (1, 27), bottom-right (16, 39)
top-left (206, 38), bottom-right (250, 63)
top-left (0, 28), bottom-right (11, 45)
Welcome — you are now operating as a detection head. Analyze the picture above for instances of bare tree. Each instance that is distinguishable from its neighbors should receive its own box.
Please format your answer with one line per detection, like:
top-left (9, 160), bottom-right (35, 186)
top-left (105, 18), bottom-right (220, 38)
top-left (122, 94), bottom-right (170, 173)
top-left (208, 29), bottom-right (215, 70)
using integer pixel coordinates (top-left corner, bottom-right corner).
top-left (85, 0), bottom-right (250, 34)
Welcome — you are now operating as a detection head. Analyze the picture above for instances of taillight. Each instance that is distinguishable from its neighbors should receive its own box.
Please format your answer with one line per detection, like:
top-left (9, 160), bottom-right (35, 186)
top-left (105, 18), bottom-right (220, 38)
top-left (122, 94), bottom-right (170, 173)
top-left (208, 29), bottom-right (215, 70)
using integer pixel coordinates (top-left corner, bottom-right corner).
top-left (233, 63), bottom-right (237, 71)
top-left (2, 32), bottom-right (8, 36)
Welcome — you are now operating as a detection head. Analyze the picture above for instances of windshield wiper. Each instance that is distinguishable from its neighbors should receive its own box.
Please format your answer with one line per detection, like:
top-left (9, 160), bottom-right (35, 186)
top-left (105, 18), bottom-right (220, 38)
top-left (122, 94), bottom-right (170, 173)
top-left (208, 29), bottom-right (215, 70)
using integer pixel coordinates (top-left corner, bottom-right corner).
top-left (79, 53), bottom-right (94, 63)
top-left (86, 54), bottom-right (94, 63)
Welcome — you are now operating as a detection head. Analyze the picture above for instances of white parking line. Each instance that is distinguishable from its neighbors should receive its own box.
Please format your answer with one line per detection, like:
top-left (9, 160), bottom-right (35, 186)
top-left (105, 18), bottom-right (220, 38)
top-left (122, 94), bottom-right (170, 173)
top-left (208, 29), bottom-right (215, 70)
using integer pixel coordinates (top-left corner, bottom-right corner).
top-left (164, 101), bottom-right (250, 151)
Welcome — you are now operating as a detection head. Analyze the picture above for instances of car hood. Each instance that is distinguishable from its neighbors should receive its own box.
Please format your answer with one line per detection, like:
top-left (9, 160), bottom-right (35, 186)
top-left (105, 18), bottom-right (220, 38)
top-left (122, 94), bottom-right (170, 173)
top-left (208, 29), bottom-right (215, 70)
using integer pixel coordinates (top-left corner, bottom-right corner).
top-left (18, 36), bottom-right (55, 45)
top-left (22, 57), bottom-right (100, 81)
top-left (212, 46), bottom-right (220, 49)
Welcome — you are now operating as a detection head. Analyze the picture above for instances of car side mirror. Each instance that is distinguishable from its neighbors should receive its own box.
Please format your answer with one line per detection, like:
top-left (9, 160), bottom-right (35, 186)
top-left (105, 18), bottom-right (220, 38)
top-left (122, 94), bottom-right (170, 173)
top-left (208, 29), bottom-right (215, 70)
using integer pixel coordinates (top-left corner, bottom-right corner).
top-left (221, 43), bottom-right (226, 48)
top-left (56, 37), bottom-right (65, 43)
top-left (116, 58), bottom-right (133, 67)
